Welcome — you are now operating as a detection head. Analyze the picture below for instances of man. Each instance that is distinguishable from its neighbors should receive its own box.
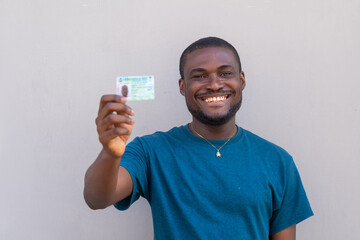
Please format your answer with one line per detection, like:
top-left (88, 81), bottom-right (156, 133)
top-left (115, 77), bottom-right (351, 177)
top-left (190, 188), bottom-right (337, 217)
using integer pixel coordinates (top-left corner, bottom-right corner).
top-left (84, 37), bottom-right (313, 239)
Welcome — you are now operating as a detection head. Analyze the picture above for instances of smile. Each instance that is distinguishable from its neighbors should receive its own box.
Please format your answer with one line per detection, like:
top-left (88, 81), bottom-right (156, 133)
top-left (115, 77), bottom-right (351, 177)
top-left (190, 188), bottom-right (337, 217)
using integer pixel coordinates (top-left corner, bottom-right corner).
top-left (200, 95), bottom-right (229, 103)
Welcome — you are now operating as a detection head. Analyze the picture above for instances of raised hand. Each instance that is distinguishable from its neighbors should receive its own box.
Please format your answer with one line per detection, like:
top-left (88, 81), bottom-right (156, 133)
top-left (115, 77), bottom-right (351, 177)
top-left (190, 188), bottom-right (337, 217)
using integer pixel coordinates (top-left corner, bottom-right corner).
top-left (95, 94), bottom-right (135, 158)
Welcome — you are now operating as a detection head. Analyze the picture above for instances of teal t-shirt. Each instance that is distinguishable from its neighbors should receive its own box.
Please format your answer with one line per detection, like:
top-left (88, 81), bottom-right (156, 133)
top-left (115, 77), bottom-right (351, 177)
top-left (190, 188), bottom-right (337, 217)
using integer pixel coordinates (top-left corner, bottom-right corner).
top-left (115, 125), bottom-right (313, 239)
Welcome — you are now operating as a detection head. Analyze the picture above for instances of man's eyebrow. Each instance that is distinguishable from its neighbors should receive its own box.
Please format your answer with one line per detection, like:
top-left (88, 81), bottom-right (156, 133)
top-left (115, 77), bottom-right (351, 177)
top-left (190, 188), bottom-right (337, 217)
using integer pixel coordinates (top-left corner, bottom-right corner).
top-left (218, 65), bottom-right (235, 70)
top-left (189, 68), bottom-right (206, 75)
top-left (189, 65), bottom-right (236, 75)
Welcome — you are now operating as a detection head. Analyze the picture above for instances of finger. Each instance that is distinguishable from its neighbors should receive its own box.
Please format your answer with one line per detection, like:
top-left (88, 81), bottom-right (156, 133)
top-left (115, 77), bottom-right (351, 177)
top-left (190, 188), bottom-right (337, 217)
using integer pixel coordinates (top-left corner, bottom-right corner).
top-left (98, 102), bottom-right (134, 121)
top-left (98, 94), bottom-right (127, 114)
top-left (97, 114), bottom-right (135, 133)
top-left (97, 102), bottom-right (135, 124)
top-left (98, 125), bottom-right (133, 144)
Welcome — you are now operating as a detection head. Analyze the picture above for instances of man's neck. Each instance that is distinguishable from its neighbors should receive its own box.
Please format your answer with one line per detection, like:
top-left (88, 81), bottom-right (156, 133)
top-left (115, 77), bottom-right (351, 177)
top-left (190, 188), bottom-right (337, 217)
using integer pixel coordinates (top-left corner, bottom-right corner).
top-left (189, 118), bottom-right (237, 140)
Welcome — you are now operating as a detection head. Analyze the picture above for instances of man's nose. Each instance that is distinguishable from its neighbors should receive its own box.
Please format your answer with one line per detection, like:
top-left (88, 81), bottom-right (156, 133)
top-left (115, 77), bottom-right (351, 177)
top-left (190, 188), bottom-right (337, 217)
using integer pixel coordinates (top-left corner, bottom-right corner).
top-left (207, 73), bottom-right (224, 90)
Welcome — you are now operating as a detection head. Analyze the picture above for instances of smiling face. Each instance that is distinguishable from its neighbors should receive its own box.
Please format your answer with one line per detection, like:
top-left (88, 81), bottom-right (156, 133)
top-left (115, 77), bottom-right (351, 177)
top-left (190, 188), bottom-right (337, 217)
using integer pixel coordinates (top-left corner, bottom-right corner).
top-left (179, 47), bottom-right (246, 126)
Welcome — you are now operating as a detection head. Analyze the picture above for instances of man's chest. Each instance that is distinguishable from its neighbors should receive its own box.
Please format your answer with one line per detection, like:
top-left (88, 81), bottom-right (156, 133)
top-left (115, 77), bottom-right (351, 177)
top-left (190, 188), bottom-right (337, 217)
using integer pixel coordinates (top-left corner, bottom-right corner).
top-left (149, 149), bottom-right (275, 217)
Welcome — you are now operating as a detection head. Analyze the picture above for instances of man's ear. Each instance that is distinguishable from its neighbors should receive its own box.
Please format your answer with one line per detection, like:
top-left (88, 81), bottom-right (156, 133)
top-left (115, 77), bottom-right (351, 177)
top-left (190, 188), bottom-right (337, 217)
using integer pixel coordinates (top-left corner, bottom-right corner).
top-left (240, 71), bottom-right (246, 90)
top-left (179, 78), bottom-right (185, 96)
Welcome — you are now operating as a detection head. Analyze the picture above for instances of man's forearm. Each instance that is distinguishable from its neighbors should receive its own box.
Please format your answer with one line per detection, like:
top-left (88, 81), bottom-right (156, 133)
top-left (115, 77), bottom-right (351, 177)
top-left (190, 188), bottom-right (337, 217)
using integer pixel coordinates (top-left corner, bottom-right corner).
top-left (83, 149), bottom-right (122, 209)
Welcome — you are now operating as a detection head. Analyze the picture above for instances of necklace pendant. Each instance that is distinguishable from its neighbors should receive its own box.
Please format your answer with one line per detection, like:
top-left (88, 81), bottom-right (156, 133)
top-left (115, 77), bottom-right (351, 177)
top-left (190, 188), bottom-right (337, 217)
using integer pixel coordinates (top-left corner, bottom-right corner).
top-left (216, 151), bottom-right (221, 157)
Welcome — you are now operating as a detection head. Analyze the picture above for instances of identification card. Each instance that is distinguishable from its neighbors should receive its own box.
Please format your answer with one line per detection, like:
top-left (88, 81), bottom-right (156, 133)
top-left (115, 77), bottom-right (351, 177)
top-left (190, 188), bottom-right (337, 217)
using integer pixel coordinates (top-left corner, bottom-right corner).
top-left (116, 75), bottom-right (155, 101)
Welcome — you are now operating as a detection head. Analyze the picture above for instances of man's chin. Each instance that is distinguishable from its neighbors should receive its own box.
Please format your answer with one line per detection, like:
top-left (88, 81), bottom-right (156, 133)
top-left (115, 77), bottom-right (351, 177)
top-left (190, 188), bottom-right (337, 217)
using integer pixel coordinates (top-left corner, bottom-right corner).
top-left (199, 117), bottom-right (232, 126)
top-left (190, 110), bottom-right (235, 126)
top-left (186, 98), bottom-right (242, 126)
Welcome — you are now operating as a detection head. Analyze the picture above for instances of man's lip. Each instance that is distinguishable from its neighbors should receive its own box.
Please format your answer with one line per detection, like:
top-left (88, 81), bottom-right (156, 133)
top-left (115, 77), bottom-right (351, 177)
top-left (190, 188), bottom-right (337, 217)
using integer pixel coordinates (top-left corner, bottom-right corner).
top-left (200, 95), bottom-right (229, 102)
top-left (195, 91), bottom-right (233, 99)
top-left (196, 91), bottom-right (233, 102)
top-left (195, 92), bottom-right (233, 104)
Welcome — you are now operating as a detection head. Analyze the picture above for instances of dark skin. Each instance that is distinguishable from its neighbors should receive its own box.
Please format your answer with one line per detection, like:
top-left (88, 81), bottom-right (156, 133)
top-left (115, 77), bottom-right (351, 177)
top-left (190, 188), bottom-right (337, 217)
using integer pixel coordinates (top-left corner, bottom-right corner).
top-left (179, 47), bottom-right (245, 140)
top-left (84, 46), bottom-right (296, 239)
top-left (179, 47), bottom-right (295, 239)
top-left (84, 95), bottom-right (134, 209)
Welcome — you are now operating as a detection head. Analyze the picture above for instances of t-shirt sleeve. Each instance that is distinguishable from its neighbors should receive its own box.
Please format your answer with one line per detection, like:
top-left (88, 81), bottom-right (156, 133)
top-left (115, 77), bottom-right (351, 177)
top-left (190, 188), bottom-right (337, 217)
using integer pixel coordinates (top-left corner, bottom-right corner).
top-left (269, 158), bottom-right (314, 235)
top-left (114, 137), bottom-right (149, 211)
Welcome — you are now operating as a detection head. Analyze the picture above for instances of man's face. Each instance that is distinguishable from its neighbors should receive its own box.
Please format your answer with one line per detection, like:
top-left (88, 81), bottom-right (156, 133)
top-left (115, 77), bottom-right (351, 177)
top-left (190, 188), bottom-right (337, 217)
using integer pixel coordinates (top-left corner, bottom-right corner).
top-left (121, 85), bottom-right (128, 97)
top-left (179, 47), bottom-right (246, 125)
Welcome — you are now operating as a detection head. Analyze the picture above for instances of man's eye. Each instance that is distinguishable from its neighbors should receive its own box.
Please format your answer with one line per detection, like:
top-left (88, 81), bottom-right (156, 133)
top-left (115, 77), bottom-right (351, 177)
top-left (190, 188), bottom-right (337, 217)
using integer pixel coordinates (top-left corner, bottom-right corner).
top-left (192, 75), bottom-right (207, 79)
top-left (220, 72), bottom-right (233, 77)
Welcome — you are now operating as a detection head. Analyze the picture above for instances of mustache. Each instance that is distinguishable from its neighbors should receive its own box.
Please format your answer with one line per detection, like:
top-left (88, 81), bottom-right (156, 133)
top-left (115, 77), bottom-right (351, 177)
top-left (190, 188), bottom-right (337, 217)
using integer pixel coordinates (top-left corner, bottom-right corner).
top-left (195, 90), bottom-right (234, 98)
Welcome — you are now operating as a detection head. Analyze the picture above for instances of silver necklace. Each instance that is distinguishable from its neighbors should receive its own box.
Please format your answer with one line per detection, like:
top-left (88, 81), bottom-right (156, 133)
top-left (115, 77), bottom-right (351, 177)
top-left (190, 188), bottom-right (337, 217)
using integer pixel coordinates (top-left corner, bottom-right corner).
top-left (190, 123), bottom-right (237, 157)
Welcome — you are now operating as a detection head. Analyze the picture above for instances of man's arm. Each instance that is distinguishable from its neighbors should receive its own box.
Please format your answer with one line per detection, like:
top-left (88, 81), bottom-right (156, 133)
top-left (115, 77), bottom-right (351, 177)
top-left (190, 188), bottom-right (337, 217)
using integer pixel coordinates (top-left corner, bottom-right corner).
top-left (84, 149), bottom-right (133, 209)
top-left (270, 224), bottom-right (296, 240)
top-left (83, 95), bottom-right (135, 209)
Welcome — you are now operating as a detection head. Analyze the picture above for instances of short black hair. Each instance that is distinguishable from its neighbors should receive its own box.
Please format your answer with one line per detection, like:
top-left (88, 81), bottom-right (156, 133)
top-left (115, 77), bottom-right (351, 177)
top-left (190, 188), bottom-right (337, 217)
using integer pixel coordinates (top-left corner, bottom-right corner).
top-left (179, 37), bottom-right (241, 79)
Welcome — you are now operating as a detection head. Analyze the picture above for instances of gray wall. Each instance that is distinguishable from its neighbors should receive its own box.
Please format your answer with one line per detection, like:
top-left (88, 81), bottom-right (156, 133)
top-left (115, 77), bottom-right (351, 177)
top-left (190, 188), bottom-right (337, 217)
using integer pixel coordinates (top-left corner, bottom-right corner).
top-left (1, 0), bottom-right (359, 239)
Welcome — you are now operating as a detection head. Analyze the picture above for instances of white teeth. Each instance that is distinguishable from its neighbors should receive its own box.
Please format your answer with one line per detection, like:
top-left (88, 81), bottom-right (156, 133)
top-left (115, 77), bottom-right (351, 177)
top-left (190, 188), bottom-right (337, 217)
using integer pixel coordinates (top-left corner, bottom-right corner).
top-left (205, 96), bottom-right (226, 103)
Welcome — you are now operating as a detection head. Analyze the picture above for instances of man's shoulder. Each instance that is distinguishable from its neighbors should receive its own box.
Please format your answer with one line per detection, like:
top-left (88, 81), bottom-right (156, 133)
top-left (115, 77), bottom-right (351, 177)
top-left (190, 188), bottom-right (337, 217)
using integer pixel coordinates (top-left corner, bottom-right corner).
top-left (240, 128), bottom-right (292, 158)
top-left (125, 125), bottom-right (188, 155)
top-left (133, 125), bottom-right (187, 143)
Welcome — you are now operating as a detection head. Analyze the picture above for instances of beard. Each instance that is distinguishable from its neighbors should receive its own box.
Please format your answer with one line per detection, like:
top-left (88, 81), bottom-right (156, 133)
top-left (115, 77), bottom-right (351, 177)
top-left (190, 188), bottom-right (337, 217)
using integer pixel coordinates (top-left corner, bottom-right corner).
top-left (186, 95), bottom-right (242, 126)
